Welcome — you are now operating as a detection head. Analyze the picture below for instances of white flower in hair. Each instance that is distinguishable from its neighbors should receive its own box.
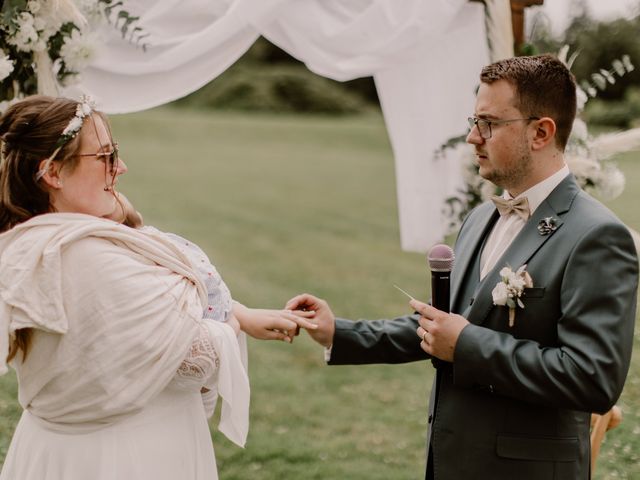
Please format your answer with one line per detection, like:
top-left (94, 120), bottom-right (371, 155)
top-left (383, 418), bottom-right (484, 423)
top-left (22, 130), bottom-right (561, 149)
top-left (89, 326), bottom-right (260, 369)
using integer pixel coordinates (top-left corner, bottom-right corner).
top-left (62, 116), bottom-right (84, 136)
top-left (79, 98), bottom-right (94, 116)
top-left (35, 95), bottom-right (97, 182)
top-left (55, 95), bottom-right (96, 146)
top-left (54, 95), bottom-right (95, 147)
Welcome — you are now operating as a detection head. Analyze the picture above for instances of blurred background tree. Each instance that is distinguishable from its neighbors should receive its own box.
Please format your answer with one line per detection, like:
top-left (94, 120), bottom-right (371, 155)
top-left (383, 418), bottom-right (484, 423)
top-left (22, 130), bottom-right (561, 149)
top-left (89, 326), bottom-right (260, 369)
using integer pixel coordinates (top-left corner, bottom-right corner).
top-left (528, 0), bottom-right (640, 128)
top-left (173, 37), bottom-right (379, 115)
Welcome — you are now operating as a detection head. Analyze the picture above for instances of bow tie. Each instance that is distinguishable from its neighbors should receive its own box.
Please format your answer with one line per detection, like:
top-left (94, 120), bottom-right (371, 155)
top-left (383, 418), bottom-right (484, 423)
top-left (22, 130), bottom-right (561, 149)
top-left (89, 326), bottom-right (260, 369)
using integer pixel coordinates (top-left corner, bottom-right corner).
top-left (491, 195), bottom-right (531, 221)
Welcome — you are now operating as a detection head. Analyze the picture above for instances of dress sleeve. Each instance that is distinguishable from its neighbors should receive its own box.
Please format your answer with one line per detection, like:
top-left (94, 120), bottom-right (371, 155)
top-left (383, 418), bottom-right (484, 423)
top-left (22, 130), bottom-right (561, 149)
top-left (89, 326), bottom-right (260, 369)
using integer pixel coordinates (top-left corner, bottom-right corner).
top-left (176, 324), bottom-right (220, 387)
top-left (174, 319), bottom-right (250, 447)
top-left (162, 231), bottom-right (233, 323)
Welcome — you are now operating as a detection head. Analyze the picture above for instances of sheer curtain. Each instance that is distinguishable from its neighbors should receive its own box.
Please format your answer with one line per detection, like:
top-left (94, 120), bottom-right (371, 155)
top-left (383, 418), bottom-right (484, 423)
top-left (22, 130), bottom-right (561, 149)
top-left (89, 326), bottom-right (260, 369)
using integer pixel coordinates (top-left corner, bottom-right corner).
top-left (74, 0), bottom-right (491, 252)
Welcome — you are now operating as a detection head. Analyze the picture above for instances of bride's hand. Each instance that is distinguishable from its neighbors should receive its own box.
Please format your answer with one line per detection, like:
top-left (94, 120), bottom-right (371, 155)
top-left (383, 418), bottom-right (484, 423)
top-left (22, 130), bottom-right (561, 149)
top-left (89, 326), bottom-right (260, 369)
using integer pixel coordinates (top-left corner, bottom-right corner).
top-left (285, 293), bottom-right (335, 348)
top-left (233, 303), bottom-right (316, 343)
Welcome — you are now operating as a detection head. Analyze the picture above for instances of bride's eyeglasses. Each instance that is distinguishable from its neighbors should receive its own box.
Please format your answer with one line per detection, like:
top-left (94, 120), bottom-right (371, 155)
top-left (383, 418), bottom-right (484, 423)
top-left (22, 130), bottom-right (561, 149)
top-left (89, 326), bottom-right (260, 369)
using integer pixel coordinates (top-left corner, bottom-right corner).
top-left (76, 143), bottom-right (119, 189)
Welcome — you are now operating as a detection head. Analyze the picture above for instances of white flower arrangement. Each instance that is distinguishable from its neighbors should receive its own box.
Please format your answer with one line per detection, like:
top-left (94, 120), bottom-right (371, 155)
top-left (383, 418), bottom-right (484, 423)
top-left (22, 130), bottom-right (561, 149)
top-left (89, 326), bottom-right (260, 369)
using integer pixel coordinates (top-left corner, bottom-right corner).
top-left (59, 28), bottom-right (100, 73)
top-left (492, 265), bottom-right (533, 327)
top-left (0, 50), bottom-right (15, 81)
top-left (0, 0), bottom-right (147, 108)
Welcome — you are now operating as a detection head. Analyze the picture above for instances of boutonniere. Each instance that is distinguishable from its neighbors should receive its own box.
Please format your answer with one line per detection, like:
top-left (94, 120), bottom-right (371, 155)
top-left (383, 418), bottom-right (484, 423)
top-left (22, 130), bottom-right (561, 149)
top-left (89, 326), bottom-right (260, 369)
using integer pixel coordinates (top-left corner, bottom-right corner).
top-left (491, 265), bottom-right (533, 327)
top-left (537, 217), bottom-right (558, 236)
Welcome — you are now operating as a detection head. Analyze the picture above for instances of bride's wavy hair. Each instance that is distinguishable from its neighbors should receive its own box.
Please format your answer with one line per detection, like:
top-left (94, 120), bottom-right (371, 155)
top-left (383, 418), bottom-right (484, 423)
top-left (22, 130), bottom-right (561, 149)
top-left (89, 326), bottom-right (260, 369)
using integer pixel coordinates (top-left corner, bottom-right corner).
top-left (0, 96), bottom-right (94, 362)
top-left (0, 96), bottom-right (85, 233)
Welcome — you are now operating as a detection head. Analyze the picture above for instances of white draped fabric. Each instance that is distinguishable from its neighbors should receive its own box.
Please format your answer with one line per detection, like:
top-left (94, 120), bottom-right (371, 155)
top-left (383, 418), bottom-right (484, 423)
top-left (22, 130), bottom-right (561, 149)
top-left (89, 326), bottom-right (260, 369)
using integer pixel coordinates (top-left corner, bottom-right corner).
top-left (75, 0), bottom-right (493, 252)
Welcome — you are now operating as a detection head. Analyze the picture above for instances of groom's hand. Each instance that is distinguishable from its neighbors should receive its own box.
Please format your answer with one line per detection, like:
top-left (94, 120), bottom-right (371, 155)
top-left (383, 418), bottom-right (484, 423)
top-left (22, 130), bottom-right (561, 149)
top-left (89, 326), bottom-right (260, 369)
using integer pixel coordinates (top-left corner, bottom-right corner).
top-left (286, 293), bottom-right (335, 348)
top-left (410, 299), bottom-right (469, 362)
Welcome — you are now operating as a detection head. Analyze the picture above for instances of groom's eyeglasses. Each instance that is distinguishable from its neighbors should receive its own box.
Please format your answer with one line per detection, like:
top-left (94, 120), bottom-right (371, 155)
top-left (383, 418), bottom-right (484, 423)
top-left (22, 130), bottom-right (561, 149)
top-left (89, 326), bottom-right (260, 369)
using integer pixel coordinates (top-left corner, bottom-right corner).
top-left (467, 116), bottom-right (539, 139)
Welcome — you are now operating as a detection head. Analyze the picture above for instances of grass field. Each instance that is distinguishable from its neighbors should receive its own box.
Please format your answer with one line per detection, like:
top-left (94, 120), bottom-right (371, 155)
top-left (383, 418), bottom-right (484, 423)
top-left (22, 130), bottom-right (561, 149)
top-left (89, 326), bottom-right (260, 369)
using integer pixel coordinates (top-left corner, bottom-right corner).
top-left (1, 107), bottom-right (639, 479)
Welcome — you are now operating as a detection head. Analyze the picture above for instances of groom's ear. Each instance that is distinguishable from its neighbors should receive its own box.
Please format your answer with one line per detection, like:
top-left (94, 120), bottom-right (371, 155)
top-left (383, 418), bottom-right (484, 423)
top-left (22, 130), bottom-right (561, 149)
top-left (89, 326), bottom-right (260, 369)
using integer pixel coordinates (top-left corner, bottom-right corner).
top-left (530, 117), bottom-right (556, 151)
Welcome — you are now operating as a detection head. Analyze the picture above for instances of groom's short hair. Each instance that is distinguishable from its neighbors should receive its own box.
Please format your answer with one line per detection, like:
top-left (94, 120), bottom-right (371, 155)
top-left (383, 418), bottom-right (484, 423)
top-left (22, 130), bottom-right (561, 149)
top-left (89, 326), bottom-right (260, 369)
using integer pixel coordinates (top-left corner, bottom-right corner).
top-left (480, 54), bottom-right (577, 151)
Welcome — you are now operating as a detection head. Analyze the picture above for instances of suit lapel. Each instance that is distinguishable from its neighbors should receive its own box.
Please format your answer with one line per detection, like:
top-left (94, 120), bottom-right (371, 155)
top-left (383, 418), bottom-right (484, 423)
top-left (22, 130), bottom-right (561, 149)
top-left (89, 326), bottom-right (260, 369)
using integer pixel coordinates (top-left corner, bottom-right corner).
top-left (464, 175), bottom-right (580, 326)
top-left (450, 203), bottom-right (498, 312)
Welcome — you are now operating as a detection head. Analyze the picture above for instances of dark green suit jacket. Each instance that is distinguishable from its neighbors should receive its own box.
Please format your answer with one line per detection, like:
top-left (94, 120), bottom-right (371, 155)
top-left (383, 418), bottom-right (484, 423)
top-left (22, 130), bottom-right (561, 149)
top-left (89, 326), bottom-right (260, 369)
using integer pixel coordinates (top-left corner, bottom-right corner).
top-left (329, 175), bottom-right (638, 480)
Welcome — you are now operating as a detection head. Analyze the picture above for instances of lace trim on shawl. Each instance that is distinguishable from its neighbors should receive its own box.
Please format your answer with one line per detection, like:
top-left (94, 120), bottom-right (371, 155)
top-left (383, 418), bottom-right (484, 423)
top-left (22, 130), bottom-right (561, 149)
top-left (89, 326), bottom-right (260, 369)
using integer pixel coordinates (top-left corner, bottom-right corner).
top-left (177, 324), bottom-right (220, 380)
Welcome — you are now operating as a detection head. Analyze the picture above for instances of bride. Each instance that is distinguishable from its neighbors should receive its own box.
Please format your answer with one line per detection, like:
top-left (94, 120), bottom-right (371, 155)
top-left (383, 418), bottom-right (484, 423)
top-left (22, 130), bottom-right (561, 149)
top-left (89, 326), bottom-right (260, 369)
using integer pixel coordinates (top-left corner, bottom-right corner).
top-left (0, 95), bottom-right (311, 479)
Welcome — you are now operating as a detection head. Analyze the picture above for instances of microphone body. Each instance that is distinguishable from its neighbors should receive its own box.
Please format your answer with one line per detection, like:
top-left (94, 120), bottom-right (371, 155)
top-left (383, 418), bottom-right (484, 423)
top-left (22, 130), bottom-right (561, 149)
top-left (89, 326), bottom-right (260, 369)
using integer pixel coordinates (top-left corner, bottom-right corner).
top-left (427, 244), bottom-right (455, 313)
top-left (427, 244), bottom-right (455, 368)
top-left (431, 270), bottom-right (451, 313)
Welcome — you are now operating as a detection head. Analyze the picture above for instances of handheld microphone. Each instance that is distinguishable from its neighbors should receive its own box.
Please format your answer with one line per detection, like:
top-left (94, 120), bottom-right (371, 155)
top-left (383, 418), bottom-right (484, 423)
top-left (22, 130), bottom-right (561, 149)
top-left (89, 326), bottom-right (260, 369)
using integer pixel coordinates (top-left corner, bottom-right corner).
top-left (427, 244), bottom-right (455, 313)
top-left (427, 244), bottom-right (454, 368)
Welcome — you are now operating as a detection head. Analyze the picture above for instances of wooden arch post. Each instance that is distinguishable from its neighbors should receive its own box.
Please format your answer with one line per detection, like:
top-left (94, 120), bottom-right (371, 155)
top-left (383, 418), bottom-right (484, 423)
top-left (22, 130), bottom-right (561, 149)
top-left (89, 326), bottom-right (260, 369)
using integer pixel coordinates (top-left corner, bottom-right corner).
top-left (511, 0), bottom-right (544, 52)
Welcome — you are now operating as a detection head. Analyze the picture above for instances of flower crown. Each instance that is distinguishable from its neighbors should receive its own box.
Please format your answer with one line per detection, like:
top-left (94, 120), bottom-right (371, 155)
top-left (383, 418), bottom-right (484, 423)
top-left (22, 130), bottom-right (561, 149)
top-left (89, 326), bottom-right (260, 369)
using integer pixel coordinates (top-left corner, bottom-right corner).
top-left (35, 95), bottom-right (97, 181)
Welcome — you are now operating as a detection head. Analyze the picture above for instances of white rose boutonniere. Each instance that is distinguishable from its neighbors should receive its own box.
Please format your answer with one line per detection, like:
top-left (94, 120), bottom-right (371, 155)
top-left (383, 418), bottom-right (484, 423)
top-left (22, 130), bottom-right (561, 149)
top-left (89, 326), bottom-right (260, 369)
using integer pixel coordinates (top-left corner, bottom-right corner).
top-left (491, 265), bottom-right (533, 327)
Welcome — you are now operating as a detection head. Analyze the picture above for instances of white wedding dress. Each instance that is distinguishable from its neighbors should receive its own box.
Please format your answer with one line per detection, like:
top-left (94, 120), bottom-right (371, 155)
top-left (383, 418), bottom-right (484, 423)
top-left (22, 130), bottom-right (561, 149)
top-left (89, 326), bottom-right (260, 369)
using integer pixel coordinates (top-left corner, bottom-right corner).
top-left (2, 388), bottom-right (216, 479)
top-left (0, 322), bottom-right (245, 480)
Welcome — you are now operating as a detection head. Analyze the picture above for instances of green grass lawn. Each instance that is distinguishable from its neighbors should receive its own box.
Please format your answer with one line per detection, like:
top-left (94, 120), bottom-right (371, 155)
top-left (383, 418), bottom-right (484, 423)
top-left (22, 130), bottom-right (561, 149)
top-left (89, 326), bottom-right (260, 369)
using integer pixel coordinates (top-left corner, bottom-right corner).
top-left (1, 107), bottom-right (639, 479)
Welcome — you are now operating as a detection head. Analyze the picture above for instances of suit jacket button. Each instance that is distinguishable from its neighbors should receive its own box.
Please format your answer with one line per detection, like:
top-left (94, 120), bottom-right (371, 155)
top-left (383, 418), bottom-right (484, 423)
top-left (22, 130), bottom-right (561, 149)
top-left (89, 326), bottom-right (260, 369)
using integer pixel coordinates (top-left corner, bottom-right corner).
top-left (428, 414), bottom-right (433, 424)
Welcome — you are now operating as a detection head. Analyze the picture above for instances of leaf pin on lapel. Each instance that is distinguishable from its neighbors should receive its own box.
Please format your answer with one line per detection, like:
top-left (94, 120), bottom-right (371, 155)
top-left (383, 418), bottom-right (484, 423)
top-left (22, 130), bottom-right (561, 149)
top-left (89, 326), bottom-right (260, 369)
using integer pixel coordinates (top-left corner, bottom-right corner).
top-left (537, 217), bottom-right (558, 236)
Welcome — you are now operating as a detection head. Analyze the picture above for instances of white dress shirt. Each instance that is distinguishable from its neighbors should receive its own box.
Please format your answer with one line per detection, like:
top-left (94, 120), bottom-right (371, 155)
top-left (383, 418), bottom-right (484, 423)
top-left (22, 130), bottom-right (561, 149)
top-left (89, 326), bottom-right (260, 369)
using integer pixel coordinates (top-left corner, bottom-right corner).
top-left (480, 165), bottom-right (570, 279)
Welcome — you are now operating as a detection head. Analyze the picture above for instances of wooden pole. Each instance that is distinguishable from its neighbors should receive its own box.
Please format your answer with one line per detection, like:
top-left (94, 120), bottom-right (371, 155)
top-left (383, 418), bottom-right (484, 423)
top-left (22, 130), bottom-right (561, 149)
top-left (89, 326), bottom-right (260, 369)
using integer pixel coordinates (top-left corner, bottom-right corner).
top-left (511, 0), bottom-right (544, 52)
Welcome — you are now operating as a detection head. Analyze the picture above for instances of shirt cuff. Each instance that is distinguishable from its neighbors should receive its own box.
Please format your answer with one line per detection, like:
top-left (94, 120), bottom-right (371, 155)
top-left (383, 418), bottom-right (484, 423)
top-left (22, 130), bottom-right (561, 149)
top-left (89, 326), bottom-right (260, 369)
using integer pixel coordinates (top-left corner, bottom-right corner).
top-left (323, 345), bottom-right (333, 363)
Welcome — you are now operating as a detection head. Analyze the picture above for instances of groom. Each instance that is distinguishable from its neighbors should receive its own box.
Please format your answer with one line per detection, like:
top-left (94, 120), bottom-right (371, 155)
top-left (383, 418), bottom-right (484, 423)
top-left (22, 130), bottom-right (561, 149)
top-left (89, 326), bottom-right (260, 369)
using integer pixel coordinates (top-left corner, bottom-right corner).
top-left (288, 54), bottom-right (638, 480)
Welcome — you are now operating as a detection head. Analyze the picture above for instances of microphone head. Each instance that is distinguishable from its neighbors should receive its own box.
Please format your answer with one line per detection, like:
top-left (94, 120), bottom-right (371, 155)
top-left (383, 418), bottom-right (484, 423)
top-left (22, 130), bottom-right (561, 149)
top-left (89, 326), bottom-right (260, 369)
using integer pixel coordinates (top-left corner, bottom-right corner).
top-left (428, 244), bottom-right (455, 272)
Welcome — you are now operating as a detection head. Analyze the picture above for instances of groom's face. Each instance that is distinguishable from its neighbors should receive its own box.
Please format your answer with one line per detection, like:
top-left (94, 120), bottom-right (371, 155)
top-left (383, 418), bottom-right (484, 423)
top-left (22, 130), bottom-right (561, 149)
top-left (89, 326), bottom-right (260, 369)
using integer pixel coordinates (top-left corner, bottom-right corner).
top-left (467, 79), bottom-right (534, 195)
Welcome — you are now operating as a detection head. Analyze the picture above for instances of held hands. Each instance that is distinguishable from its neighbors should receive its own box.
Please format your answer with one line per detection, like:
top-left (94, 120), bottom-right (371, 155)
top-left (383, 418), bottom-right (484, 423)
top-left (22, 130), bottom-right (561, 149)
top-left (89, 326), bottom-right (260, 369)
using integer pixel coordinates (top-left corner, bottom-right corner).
top-left (285, 293), bottom-right (335, 348)
top-left (233, 302), bottom-right (317, 343)
top-left (411, 299), bottom-right (469, 362)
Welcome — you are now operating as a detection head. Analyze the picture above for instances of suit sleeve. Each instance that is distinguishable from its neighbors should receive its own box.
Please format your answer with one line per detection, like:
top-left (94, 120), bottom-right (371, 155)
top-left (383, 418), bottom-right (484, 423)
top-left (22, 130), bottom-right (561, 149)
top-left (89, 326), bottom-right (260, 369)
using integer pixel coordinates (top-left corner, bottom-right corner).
top-left (329, 314), bottom-right (429, 365)
top-left (454, 221), bottom-right (638, 414)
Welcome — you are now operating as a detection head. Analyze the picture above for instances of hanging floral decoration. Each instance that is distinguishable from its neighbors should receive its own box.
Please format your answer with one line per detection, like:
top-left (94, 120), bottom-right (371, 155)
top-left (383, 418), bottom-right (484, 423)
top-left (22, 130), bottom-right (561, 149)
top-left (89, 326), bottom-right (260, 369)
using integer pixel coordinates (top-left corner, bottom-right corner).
top-left (0, 0), bottom-right (147, 110)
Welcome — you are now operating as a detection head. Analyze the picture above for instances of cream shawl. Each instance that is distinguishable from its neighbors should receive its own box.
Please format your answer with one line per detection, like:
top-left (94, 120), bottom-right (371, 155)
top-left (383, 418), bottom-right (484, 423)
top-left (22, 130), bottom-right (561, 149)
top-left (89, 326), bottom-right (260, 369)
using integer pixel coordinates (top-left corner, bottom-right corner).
top-left (0, 213), bottom-right (246, 440)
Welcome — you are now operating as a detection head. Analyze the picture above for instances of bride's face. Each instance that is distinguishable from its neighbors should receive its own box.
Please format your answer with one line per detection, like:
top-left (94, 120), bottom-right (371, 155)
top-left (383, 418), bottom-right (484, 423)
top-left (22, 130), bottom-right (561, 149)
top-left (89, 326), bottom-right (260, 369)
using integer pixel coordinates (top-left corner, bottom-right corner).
top-left (51, 115), bottom-right (127, 217)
